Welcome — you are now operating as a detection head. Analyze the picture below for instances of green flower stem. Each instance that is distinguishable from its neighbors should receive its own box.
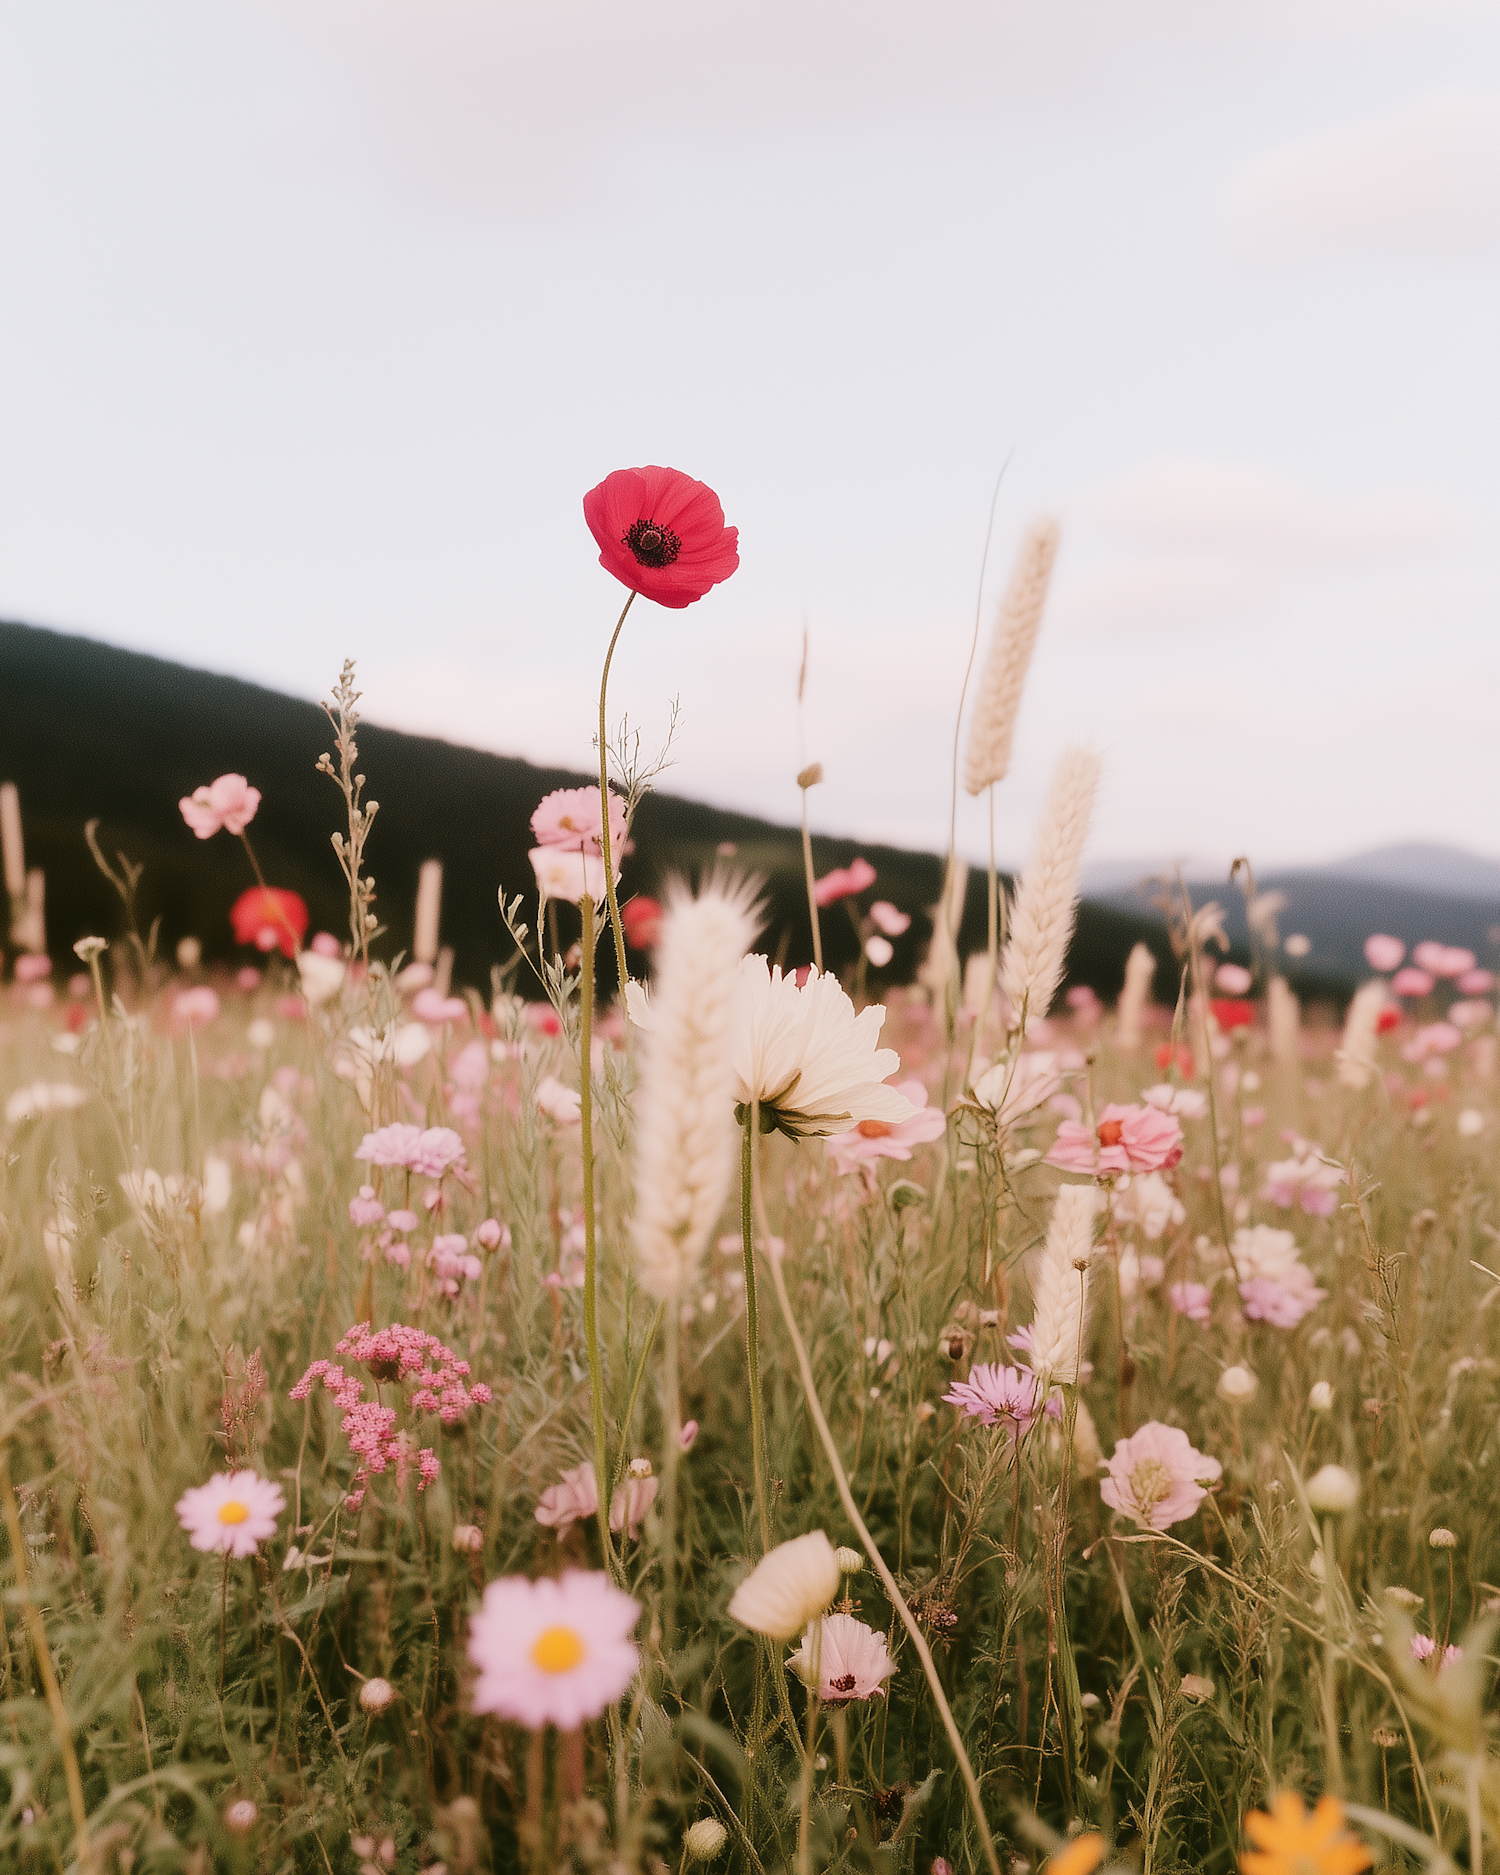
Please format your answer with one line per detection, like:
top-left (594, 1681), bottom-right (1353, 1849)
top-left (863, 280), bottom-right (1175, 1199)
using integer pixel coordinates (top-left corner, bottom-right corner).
top-left (662, 1307), bottom-right (681, 1651)
top-left (764, 1243), bottom-right (1002, 1875)
top-left (577, 891), bottom-right (617, 1579)
top-left (741, 1108), bottom-right (773, 1555)
top-left (597, 590), bottom-right (636, 1000)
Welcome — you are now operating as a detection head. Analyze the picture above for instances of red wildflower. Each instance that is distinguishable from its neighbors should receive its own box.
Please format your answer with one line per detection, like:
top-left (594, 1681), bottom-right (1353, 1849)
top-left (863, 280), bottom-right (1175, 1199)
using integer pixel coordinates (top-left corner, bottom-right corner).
top-left (583, 466), bottom-right (739, 609)
top-left (1211, 999), bottom-right (1255, 1032)
top-left (1375, 1007), bottom-right (1402, 1034)
top-left (230, 887), bottom-right (309, 958)
top-left (1155, 1042), bottom-right (1195, 1077)
top-left (621, 895), bottom-right (664, 950)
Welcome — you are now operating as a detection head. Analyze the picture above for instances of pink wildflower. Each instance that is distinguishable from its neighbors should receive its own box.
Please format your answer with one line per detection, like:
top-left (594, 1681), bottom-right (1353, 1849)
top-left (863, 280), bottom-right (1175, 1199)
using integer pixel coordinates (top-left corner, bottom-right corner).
top-left (469, 1570), bottom-right (640, 1727)
top-left (535, 1462), bottom-right (599, 1534)
top-left (868, 901), bottom-right (911, 937)
top-left (172, 986), bottom-right (220, 1026)
top-left (412, 987), bottom-right (469, 1025)
top-left (813, 857), bottom-right (877, 908)
top-left (1392, 966), bottom-right (1435, 998)
top-left (1141, 1083), bottom-right (1209, 1119)
top-left (429, 1233), bottom-right (482, 1293)
top-left (354, 1123), bottom-right (466, 1178)
top-left (1215, 963), bottom-right (1253, 994)
top-left (1047, 1102), bottom-right (1183, 1176)
top-left (942, 1363), bottom-right (1042, 1435)
top-left (1458, 967), bottom-right (1494, 995)
top-left (475, 1218), bottom-right (509, 1250)
top-left (176, 1469), bottom-right (284, 1558)
top-left (349, 1186), bottom-right (386, 1227)
top-left (530, 787), bottom-right (628, 857)
top-left (787, 1612), bottom-right (896, 1702)
top-left (825, 1080), bottom-right (947, 1176)
top-left (1364, 934), bottom-right (1405, 972)
top-left (1167, 1282), bottom-right (1213, 1323)
top-left (1100, 1422), bottom-right (1222, 1531)
top-left (1260, 1153), bottom-right (1342, 1217)
top-left (1413, 941), bottom-right (1475, 980)
top-left (1403, 1022), bottom-right (1463, 1062)
top-left (536, 1076), bottom-right (582, 1125)
top-left (1239, 1267), bottom-right (1327, 1328)
top-left (178, 773), bottom-right (261, 839)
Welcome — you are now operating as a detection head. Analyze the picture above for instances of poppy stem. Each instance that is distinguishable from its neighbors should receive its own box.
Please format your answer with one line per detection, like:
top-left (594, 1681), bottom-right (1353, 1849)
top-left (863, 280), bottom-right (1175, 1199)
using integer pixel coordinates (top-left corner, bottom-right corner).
top-left (740, 1109), bottom-right (772, 1555)
top-left (597, 591), bottom-right (636, 1000)
top-left (577, 891), bottom-right (618, 1581)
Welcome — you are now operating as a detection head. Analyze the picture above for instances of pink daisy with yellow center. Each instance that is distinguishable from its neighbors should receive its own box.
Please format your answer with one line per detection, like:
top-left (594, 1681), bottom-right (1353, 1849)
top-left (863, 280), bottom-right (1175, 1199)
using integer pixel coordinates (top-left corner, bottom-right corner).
top-left (468, 1570), bottom-right (640, 1729)
top-left (175, 1470), bottom-right (285, 1559)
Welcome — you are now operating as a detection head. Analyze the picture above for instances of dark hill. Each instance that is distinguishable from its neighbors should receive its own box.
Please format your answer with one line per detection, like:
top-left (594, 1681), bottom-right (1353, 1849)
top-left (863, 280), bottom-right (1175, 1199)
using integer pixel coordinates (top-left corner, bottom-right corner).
top-left (2, 618), bottom-right (1190, 1003)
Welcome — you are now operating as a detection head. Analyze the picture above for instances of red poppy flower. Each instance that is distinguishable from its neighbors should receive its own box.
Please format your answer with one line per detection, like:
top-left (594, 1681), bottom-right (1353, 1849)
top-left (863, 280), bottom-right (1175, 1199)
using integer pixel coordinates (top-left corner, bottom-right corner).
top-left (1211, 998), bottom-right (1255, 1032)
top-left (1375, 1007), bottom-right (1402, 1034)
top-left (230, 886), bottom-right (309, 958)
top-left (621, 895), bottom-right (664, 950)
top-left (583, 466), bottom-right (739, 609)
top-left (1154, 1042), bottom-right (1195, 1077)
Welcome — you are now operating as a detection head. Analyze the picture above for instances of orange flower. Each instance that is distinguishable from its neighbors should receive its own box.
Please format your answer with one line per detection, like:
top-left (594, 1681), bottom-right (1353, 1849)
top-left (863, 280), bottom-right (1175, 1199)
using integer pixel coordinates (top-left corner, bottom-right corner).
top-left (1045, 1836), bottom-right (1105, 1875)
top-left (1240, 1793), bottom-right (1373, 1875)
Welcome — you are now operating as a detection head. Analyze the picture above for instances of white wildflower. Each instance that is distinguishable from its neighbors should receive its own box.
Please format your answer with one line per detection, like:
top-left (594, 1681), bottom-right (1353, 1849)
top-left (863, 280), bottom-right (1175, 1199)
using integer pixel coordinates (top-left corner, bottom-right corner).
top-left (727, 1531), bottom-right (842, 1641)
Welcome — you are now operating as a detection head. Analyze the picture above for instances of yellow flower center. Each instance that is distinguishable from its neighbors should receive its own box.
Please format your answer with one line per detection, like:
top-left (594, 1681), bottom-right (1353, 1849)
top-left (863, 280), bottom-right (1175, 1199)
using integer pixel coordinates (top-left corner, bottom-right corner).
top-left (1128, 1457), bottom-right (1172, 1513)
top-left (530, 1625), bottom-right (587, 1674)
top-left (217, 1501), bottom-right (250, 1525)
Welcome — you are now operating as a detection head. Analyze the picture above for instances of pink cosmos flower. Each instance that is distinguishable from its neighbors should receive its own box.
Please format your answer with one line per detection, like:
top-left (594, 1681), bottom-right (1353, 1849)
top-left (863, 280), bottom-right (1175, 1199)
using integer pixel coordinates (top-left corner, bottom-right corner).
top-left (1047, 1102), bottom-right (1184, 1176)
top-left (1413, 941), bottom-right (1475, 980)
top-left (179, 773), bottom-right (262, 840)
top-left (1458, 967), bottom-right (1494, 995)
top-left (787, 1612), bottom-right (896, 1703)
top-left (825, 1080), bottom-right (947, 1176)
top-left (1100, 1422), bottom-right (1222, 1530)
top-left (172, 986), bottom-right (220, 1026)
top-left (1392, 966), bottom-right (1435, 998)
top-left (942, 1363), bottom-right (1042, 1435)
top-left (530, 787), bottom-right (629, 858)
top-left (1239, 1265), bottom-right (1327, 1328)
top-left (813, 857), bottom-right (877, 908)
top-left (529, 845), bottom-right (612, 905)
top-left (354, 1123), bottom-right (466, 1178)
top-left (1215, 963), bottom-right (1253, 994)
top-left (1448, 999), bottom-right (1492, 1032)
top-left (1410, 1634), bottom-right (1461, 1667)
top-left (583, 466), bottom-right (739, 609)
top-left (1260, 1153), bottom-right (1342, 1217)
top-left (1364, 934), bottom-right (1406, 973)
top-left (469, 1569), bottom-right (641, 1727)
top-left (868, 901), bottom-right (911, 938)
top-left (1167, 1282), bottom-right (1213, 1322)
top-left (176, 1469), bottom-right (285, 1558)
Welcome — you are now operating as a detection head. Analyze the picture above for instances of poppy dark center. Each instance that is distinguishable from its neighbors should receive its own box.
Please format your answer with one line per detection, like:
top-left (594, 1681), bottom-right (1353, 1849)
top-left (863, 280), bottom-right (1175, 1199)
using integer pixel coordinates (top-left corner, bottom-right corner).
top-left (830, 1672), bottom-right (857, 1693)
top-left (624, 517), bottom-right (681, 568)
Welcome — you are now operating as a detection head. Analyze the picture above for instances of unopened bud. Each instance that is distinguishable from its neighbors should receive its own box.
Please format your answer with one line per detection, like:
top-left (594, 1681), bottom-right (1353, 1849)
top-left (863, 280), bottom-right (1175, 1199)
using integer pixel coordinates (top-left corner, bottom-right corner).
top-left (359, 1677), bottom-right (396, 1714)
top-left (1308, 1381), bottom-right (1334, 1412)
top-left (451, 1524), bottom-right (483, 1555)
top-left (1306, 1464), bottom-right (1359, 1514)
top-left (835, 1546), bottom-right (864, 1575)
top-left (224, 1799), bottom-right (258, 1834)
top-left (1429, 1527), bottom-right (1457, 1549)
top-left (797, 764), bottom-right (823, 790)
top-left (1217, 1364), bottom-right (1258, 1404)
top-left (684, 1818), bottom-right (729, 1861)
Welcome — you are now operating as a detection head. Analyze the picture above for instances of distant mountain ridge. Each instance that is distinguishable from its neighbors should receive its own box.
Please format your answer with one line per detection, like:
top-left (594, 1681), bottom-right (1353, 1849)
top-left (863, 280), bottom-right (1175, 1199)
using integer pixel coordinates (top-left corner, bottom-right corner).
top-left (0, 618), bottom-right (1176, 1001)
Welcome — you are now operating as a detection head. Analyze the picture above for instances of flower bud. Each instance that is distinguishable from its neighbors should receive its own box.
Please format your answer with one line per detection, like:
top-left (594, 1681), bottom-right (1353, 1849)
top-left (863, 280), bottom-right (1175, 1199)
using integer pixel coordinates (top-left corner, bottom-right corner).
top-left (797, 764), bottom-right (824, 790)
top-left (1308, 1381), bottom-right (1334, 1412)
top-left (1429, 1526), bottom-right (1457, 1549)
top-left (451, 1524), bottom-right (483, 1555)
top-left (359, 1677), bottom-right (396, 1714)
top-left (1306, 1464), bottom-right (1359, 1514)
top-left (684, 1819), bottom-right (729, 1861)
top-left (1217, 1364), bottom-right (1258, 1404)
top-left (224, 1800), bottom-right (258, 1835)
top-left (835, 1546), bottom-right (864, 1575)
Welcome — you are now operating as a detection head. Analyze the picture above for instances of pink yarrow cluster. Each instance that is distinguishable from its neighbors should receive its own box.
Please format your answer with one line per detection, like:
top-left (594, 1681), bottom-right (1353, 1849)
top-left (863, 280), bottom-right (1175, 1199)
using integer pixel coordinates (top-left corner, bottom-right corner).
top-left (1048, 1102), bottom-right (1183, 1176)
top-left (289, 1322), bottom-right (491, 1508)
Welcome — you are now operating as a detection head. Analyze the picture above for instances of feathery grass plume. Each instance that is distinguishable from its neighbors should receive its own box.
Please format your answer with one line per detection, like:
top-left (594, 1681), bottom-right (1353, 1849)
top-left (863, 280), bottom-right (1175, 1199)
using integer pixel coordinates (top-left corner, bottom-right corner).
top-left (1267, 974), bottom-right (1301, 1067)
top-left (1336, 979), bottom-right (1388, 1090)
top-left (1116, 941), bottom-right (1155, 1050)
top-left (999, 748), bottom-right (1100, 1036)
top-left (413, 860), bottom-right (443, 965)
top-left (1027, 1182), bottom-right (1099, 1385)
top-left (963, 518), bottom-right (1061, 796)
top-left (919, 857), bottom-right (969, 1010)
top-left (630, 877), bottom-right (760, 1299)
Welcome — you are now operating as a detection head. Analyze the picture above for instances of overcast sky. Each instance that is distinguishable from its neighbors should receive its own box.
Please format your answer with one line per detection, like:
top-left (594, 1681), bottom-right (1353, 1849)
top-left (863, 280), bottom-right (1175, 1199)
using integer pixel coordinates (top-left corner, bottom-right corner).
top-left (2, 2), bottom-right (1497, 872)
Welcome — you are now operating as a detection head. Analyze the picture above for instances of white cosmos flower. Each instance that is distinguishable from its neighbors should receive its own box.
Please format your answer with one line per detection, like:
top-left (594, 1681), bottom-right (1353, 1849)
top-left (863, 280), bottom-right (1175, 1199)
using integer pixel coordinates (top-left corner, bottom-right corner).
top-left (731, 959), bottom-right (914, 1140)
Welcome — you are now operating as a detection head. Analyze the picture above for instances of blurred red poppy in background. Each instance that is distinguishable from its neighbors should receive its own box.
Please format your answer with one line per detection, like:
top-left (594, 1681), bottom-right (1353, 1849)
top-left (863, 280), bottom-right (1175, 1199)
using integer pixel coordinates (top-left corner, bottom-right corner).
top-left (231, 887), bottom-right (308, 958)
top-left (583, 466), bottom-right (739, 608)
top-left (1211, 999), bottom-right (1255, 1032)
top-left (621, 896), bottom-right (664, 950)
